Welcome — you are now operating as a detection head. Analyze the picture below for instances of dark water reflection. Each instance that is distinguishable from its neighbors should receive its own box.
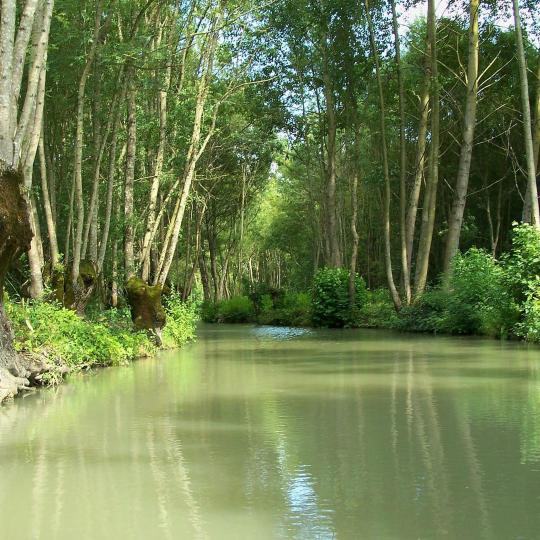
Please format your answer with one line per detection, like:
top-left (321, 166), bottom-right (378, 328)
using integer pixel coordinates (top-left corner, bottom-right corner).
top-left (1, 324), bottom-right (540, 539)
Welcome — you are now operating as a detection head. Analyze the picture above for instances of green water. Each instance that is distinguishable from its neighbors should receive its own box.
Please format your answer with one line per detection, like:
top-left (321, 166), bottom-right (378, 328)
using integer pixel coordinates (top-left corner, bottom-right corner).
top-left (2, 324), bottom-right (540, 539)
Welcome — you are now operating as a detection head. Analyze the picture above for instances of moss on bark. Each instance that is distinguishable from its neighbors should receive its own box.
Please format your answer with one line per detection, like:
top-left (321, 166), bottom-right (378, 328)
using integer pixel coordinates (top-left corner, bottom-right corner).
top-left (126, 277), bottom-right (167, 332)
top-left (63, 259), bottom-right (98, 314)
top-left (0, 163), bottom-right (34, 403)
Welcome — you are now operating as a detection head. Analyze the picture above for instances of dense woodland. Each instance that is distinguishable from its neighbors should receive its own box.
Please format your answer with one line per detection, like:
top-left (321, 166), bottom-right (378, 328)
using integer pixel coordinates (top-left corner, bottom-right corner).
top-left (1, 0), bottom-right (540, 399)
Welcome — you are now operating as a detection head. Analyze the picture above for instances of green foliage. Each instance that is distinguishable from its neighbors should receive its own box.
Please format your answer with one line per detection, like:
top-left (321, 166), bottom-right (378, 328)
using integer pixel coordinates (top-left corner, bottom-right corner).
top-left (502, 224), bottom-right (540, 342)
top-left (211, 296), bottom-right (255, 323)
top-left (397, 289), bottom-right (449, 334)
top-left (312, 267), bottom-right (367, 328)
top-left (514, 280), bottom-right (540, 342)
top-left (162, 292), bottom-right (198, 348)
top-left (441, 248), bottom-right (514, 337)
top-left (259, 292), bottom-right (313, 327)
top-left (7, 300), bottom-right (154, 373)
top-left (5, 294), bottom-right (198, 385)
top-left (359, 289), bottom-right (400, 329)
top-left (502, 224), bottom-right (540, 306)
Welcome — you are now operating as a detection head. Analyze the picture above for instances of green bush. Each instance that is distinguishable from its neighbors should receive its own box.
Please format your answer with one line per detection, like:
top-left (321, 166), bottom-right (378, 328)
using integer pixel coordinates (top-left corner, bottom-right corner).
top-left (6, 294), bottom-right (198, 385)
top-left (163, 292), bottom-right (198, 348)
top-left (502, 223), bottom-right (540, 304)
top-left (441, 248), bottom-right (513, 336)
top-left (201, 298), bottom-right (255, 324)
top-left (359, 289), bottom-right (400, 329)
top-left (201, 301), bottom-right (219, 323)
top-left (514, 279), bottom-right (540, 342)
top-left (262, 292), bottom-right (313, 327)
top-left (7, 300), bottom-right (155, 375)
top-left (397, 289), bottom-right (448, 333)
top-left (312, 267), bottom-right (367, 328)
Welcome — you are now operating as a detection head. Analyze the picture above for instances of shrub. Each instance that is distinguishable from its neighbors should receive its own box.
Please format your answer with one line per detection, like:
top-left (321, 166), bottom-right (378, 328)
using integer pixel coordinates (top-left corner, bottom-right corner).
top-left (201, 301), bottom-right (219, 323)
top-left (201, 296), bottom-right (255, 324)
top-left (162, 292), bottom-right (198, 348)
top-left (5, 294), bottom-right (198, 385)
top-left (502, 223), bottom-right (540, 305)
top-left (397, 289), bottom-right (448, 333)
top-left (359, 289), bottom-right (399, 329)
top-left (514, 279), bottom-right (540, 342)
top-left (264, 292), bottom-right (313, 327)
top-left (441, 248), bottom-right (513, 336)
top-left (311, 267), bottom-right (367, 328)
top-left (6, 300), bottom-right (154, 375)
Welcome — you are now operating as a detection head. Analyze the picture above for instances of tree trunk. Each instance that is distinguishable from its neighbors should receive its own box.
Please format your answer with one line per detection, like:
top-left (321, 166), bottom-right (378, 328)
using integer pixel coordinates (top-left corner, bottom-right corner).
top-left (406, 35), bottom-right (431, 273)
top-left (0, 164), bottom-right (33, 403)
top-left (322, 44), bottom-right (341, 268)
top-left (365, 0), bottom-right (401, 310)
top-left (124, 72), bottom-right (137, 279)
top-left (71, 0), bottom-right (105, 285)
top-left (154, 10), bottom-right (223, 287)
top-left (141, 21), bottom-right (172, 282)
top-left (513, 0), bottom-right (540, 228)
top-left (414, 0), bottom-right (440, 297)
top-left (443, 0), bottom-right (480, 278)
top-left (39, 132), bottom-right (59, 266)
top-left (391, 0), bottom-right (411, 305)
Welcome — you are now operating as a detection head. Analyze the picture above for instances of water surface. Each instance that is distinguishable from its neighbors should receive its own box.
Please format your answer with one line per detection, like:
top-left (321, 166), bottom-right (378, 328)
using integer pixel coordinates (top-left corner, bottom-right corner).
top-left (2, 324), bottom-right (540, 539)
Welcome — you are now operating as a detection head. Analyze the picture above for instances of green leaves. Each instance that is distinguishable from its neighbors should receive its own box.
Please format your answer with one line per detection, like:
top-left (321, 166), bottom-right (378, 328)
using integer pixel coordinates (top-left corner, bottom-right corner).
top-left (312, 267), bottom-right (367, 328)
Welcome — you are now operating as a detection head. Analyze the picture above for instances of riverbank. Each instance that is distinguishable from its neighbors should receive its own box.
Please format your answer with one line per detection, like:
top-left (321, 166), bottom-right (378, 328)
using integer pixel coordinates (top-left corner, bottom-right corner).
top-left (0, 295), bottom-right (198, 404)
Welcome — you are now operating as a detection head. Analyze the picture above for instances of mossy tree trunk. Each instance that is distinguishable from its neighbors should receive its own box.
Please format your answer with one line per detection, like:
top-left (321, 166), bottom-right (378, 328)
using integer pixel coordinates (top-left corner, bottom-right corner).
top-left (0, 165), bottom-right (33, 403)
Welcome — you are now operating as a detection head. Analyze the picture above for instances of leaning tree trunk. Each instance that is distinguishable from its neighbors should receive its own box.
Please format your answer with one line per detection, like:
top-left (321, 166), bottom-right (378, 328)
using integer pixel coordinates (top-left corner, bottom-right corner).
top-left (443, 0), bottom-right (479, 278)
top-left (513, 0), bottom-right (540, 228)
top-left (414, 0), bottom-right (440, 298)
top-left (0, 164), bottom-right (33, 403)
top-left (365, 0), bottom-right (402, 311)
top-left (391, 0), bottom-right (411, 305)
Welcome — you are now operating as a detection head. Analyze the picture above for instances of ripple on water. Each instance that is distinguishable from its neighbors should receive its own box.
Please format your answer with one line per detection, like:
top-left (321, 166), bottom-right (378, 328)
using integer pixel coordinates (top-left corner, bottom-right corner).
top-left (250, 326), bottom-right (312, 341)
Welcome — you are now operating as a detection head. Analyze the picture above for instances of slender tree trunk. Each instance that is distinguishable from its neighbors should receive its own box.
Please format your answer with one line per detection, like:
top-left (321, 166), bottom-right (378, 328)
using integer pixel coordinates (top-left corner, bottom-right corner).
top-left (0, 0), bottom-right (17, 163)
top-left (141, 22), bottom-right (172, 282)
top-left (406, 39), bottom-right (431, 273)
top-left (97, 93), bottom-right (125, 273)
top-left (365, 0), bottom-right (401, 310)
top-left (443, 0), bottom-right (480, 278)
top-left (154, 10), bottom-right (223, 287)
top-left (349, 169), bottom-right (359, 310)
top-left (71, 0), bottom-right (105, 285)
top-left (124, 71), bottom-right (137, 279)
top-left (322, 44), bottom-right (341, 268)
top-left (513, 0), bottom-right (540, 228)
top-left (82, 72), bottom-right (123, 261)
top-left (414, 0), bottom-right (440, 297)
top-left (38, 132), bottom-right (59, 265)
top-left (391, 0), bottom-right (411, 305)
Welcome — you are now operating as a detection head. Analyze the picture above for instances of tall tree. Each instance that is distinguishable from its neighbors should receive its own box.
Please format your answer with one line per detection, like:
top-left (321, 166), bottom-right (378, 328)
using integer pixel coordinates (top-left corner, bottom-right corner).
top-left (443, 0), bottom-right (480, 277)
top-left (513, 0), bottom-right (540, 228)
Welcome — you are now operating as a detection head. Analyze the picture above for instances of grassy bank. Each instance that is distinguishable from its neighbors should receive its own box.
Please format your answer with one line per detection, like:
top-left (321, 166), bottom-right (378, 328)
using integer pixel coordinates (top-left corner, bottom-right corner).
top-left (201, 224), bottom-right (540, 345)
top-left (6, 293), bottom-right (198, 387)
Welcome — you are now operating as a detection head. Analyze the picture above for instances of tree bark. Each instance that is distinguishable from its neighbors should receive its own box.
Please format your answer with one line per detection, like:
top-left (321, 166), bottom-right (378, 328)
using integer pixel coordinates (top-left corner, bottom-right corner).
top-left (124, 71), bottom-right (137, 279)
top-left (71, 0), bottom-right (105, 285)
top-left (38, 132), bottom-right (59, 265)
top-left (391, 0), bottom-right (411, 305)
top-left (365, 0), bottom-right (401, 310)
top-left (414, 0), bottom-right (440, 298)
top-left (513, 0), bottom-right (540, 228)
top-left (154, 9), bottom-right (224, 287)
top-left (321, 41), bottom-right (341, 268)
top-left (406, 35), bottom-right (431, 273)
top-left (443, 0), bottom-right (480, 278)
top-left (0, 164), bottom-right (33, 403)
top-left (141, 20), bottom-right (172, 282)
